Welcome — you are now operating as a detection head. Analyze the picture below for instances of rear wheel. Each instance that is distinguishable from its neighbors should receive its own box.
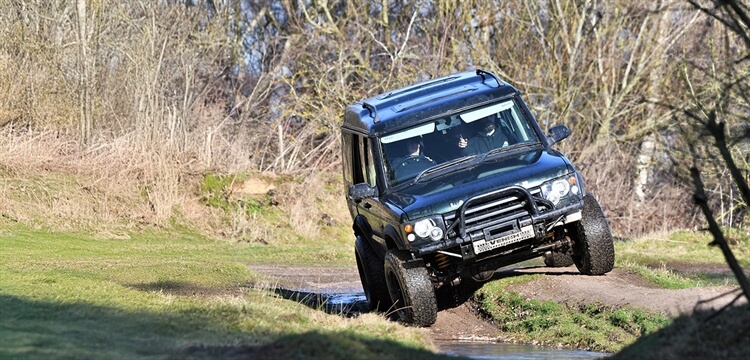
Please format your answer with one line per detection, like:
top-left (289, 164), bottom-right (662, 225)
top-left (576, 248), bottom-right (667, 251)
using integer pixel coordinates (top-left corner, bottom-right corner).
top-left (571, 194), bottom-right (615, 275)
top-left (544, 251), bottom-right (575, 267)
top-left (355, 236), bottom-right (391, 312)
top-left (384, 250), bottom-right (437, 327)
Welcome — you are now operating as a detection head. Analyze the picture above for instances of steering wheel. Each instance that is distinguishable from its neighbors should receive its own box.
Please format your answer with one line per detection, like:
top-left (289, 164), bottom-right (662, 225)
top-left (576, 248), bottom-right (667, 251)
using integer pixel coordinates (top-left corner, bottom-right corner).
top-left (393, 155), bottom-right (436, 175)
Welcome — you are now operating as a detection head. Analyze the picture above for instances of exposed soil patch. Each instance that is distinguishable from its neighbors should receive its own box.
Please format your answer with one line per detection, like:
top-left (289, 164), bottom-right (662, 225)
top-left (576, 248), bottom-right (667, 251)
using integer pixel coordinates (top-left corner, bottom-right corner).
top-left (247, 264), bottom-right (746, 345)
top-left (503, 266), bottom-right (745, 316)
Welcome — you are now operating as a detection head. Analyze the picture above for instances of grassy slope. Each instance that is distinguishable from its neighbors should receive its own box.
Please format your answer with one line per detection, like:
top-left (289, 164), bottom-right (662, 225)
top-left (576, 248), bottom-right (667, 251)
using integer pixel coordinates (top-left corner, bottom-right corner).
top-left (0, 222), bottom-right (450, 360)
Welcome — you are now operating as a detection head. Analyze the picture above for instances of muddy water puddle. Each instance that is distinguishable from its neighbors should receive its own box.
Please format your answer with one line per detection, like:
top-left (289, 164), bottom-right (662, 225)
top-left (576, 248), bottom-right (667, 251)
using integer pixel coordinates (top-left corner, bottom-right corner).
top-left (272, 286), bottom-right (608, 360)
top-left (439, 342), bottom-right (608, 359)
top-left (251, 266), bottom-right (609, 359)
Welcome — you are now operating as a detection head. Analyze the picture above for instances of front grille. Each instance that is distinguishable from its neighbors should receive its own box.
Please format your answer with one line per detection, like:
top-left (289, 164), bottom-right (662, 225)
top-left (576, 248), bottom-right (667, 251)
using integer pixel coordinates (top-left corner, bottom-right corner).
top-left (443, 186), bottom-right (542, 240)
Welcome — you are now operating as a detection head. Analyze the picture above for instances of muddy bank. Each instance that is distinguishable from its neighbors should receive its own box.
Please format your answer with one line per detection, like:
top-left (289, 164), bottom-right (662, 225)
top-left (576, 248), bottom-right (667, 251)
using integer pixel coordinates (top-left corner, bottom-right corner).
top-left (247, 264), bottom-right (745, 344)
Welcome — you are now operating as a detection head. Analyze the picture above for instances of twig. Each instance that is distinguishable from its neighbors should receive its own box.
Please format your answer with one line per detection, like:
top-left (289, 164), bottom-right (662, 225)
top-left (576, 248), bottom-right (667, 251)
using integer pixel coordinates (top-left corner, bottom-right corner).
top-left (691, 166), bottom-right (750, 301)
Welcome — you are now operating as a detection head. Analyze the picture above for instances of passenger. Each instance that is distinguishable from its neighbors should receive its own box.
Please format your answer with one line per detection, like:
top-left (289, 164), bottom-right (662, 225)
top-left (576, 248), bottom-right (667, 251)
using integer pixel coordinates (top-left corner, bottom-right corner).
top-left (457, 114), bottom-right (509, 156)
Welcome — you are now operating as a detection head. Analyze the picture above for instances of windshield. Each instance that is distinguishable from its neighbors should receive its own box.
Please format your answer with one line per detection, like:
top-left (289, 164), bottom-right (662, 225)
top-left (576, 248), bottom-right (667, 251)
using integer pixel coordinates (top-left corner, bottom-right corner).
top-left (380, 99), bottom-right (540, 188)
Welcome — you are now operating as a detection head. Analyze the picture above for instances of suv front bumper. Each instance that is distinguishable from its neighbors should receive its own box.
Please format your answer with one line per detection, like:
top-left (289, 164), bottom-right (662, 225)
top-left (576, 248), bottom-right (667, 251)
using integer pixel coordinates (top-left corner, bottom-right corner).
top-left (413, 186), bottom-right (583, 259)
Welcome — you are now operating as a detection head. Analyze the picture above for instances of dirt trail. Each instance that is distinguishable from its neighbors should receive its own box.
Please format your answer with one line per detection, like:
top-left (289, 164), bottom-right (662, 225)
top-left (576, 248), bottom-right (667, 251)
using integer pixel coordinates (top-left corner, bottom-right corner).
top-left (247, 264), bottom-right (745, 343)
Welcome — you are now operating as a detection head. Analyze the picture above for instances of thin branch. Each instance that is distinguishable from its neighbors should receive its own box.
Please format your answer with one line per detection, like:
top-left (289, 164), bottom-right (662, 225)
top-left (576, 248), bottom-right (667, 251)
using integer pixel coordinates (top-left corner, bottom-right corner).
top-left (690, 165), bottom-right (750, 301)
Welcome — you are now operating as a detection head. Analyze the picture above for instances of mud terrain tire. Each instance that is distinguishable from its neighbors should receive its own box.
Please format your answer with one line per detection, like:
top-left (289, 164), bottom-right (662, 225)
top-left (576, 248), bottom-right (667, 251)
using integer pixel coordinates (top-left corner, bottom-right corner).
top-left (571, 194), bottom-right (615, 275)
top-left (355, 236), bottom-right (392, 312)
top-left (384, 249), bottom-right (437, 327)
top-left (544, 251), bottom-right (575, 267)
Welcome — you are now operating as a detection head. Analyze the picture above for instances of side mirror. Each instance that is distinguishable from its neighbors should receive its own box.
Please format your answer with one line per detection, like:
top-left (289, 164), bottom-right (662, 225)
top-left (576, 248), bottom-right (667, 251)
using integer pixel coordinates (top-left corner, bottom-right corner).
top-left (548, 124), bottom-right (571, 144)
top-left (348, 183), bottom-right (378, 202)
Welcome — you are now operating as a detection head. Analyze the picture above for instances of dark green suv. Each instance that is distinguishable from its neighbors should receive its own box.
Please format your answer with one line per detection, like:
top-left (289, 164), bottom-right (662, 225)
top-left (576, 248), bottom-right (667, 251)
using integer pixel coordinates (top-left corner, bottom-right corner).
top-left (341, 69), bottom-right (614, 326)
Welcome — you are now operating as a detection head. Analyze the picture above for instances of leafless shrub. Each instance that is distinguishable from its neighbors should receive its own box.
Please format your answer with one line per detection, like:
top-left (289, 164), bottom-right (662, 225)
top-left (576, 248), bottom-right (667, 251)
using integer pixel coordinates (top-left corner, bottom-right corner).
top-left (0, 0), bottom-right (745, 239)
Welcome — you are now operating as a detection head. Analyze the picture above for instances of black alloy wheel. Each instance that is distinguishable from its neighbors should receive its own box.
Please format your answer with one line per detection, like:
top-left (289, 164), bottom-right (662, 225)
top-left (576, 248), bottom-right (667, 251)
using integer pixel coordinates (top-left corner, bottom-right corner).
top-left (384, 249), bottom-right (438, 327)
top-left (571, 194), bottom-right (615, 275)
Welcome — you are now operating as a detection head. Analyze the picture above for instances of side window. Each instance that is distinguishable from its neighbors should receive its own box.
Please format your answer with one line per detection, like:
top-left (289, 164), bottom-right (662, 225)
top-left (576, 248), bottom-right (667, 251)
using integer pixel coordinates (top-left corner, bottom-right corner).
top-left (352, 134), bottom-right (366, 184)
top-left (341, 132), bottom-right (353, 186)
top-left (349, 134), bottom-right (377, 187)
top-left (497, 100), bottom-right (536, 143)
top-left (364, 140), bottom-right (377, 186)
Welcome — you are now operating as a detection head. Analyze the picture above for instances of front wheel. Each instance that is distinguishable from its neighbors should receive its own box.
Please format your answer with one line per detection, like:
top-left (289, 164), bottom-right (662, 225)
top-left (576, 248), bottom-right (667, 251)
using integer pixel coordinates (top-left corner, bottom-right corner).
top-left (384, 250), bottom-right (437, 327)
top-left (571, 194), bottom-right (615, 275)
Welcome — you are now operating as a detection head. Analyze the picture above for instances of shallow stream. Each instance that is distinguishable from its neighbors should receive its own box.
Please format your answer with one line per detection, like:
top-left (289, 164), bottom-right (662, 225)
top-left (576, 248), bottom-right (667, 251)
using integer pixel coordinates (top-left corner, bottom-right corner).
top-left (439, 342), bottom-right (608, 359)
top-left (275, 289), bottom-right (609, 360)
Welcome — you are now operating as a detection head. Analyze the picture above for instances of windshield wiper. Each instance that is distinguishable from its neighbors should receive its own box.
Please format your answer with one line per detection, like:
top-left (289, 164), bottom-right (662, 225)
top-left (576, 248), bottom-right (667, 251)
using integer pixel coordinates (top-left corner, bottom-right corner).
top-left (412, 155), bottom-right (478, 184)
top-left (479, 142), bottom-right (542, 162)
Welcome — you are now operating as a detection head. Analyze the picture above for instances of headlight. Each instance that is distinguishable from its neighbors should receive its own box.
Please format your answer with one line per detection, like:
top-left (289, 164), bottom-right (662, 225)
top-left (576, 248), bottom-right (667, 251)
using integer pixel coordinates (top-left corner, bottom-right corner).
top-left (407, 218), bottom-right (444, 241)
top-left (541, 175), bottom-right (579, 205)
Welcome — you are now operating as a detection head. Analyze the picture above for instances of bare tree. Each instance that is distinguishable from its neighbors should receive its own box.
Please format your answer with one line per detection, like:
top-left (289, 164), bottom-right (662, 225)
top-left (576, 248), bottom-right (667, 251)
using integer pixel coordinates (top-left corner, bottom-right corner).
top-left (671, 0), bottom-right (750, 301)
top-left (76, 0), bottom-right (93, 144)
top-left (6, 0), bottom-right (750, 239)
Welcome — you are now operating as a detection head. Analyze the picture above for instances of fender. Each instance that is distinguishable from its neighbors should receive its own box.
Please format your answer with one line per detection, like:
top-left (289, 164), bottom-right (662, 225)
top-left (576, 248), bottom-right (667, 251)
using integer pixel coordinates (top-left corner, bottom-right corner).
top-left (353, 214), bottom-right (373, 240)
top-left (353, 215), bottom-right (388, 259)
top-left (383, 224), bottom-right (405, 251)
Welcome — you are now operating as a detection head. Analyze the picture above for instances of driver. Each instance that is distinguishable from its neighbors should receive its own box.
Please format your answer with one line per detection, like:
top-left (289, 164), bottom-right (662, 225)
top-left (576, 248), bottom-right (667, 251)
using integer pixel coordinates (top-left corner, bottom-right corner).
top-left (392, 138), bottom-right (435, 180)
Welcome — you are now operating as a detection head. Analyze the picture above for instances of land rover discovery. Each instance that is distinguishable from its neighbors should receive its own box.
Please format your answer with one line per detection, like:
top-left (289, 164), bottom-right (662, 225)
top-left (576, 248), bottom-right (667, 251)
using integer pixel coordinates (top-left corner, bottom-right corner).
top-left (341, 69), bottom-right (615, 326)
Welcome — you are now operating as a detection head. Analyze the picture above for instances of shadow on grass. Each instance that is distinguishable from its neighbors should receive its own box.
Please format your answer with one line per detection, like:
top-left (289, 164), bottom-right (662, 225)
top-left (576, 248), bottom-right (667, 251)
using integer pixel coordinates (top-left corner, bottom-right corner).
top-left (608, 302), bottom-right (750, 360)
top-left (184, 330), bottom-right (457, 360)
top-left (0, 294), bottom-right (452, 360)
top-left (0, 293), bottom-right (218, 359)
top-left (128, 280), bottom-right (243, 297)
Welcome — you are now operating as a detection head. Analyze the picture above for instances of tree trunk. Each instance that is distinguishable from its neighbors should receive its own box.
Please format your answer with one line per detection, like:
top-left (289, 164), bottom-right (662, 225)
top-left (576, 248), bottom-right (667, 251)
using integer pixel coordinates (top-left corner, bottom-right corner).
top-left (76, 0), bottom-right (92, 144)
top-left (635, 1), bottom-right (670, 206)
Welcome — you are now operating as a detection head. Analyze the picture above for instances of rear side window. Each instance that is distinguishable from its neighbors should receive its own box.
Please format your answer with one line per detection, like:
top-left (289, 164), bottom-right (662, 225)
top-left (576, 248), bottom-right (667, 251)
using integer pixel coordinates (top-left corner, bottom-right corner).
top-left (341, 132), bottom-right (354, 186)
top-left (346, 133), bottom-right (376, 187)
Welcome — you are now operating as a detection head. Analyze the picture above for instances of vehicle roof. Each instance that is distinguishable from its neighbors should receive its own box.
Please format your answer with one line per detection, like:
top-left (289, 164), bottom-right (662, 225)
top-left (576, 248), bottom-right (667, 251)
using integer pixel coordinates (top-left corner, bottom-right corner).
top-left (342, 69), bottom-right (521, 136)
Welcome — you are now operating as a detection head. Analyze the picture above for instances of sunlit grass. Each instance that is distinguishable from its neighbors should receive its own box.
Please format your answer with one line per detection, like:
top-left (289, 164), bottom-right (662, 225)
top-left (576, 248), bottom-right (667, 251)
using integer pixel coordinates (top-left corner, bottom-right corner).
top-left (0, 222), bottom-right (440, 360)
top-left (472, 228), bottom-right (749, 354)
top-left (614, 229), bottom-right (749, 288)
top-left (615, 230), bottom-right (750, 266)
top-left (475, 278), bottom-right (672, 354)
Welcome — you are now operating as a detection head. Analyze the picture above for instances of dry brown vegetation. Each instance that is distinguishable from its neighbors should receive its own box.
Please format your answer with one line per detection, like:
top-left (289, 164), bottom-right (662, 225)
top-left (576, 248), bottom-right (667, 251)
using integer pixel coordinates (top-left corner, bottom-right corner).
top-left (0, 0), bottom-right (748, 240)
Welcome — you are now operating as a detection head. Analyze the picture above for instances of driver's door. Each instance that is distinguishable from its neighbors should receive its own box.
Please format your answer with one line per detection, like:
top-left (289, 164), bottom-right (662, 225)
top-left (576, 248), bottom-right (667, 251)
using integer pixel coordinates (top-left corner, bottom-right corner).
top-left (350, 135), bottom-right (391, 256)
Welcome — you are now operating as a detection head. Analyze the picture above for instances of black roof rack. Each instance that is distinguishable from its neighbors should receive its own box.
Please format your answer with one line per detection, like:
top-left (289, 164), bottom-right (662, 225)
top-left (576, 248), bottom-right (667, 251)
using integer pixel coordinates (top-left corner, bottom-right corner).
top-left (362, 102), bottom-right (380, 123)
top-left (476, 69), bottom-right (502, 88)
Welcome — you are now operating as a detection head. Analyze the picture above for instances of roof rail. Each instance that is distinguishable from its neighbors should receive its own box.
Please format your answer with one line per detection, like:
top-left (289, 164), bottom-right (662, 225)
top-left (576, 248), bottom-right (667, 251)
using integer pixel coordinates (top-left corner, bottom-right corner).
top-left (362, 102), bottom-right (380, 123)
top-left (476, 69), bottom-right (502, 88)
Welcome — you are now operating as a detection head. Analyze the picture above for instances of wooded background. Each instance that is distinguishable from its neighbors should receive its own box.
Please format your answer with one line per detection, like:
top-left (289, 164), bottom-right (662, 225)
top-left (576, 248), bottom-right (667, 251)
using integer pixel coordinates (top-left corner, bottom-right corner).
top-left (1, 0), bottom-right (748, 237)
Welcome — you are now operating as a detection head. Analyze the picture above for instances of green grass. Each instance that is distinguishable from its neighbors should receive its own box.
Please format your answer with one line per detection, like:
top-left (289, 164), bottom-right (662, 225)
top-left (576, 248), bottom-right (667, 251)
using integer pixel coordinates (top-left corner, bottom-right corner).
top-left (0, 221), bottom-right (445, 360)
top-left (4, 167), bottom-right (749, 359)
top-left (614, 230), bottom-right (749, 288)
top-left (475, 278), bottom-right (672, 353)
top-left (470, 228), bottom-right (749, 354)
top-left (610, 303), bottom-right (750, 360)
top-left (616, 261), bottom-right (702, 289)
top-left (616, 230), bottom-right (750, 266)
